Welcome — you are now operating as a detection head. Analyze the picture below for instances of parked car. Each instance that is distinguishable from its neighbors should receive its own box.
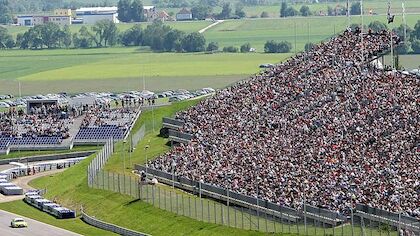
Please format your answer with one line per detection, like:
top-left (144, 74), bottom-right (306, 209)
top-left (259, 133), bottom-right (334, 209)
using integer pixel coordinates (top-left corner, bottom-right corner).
top-left (11, 218), bottom-right (28, 228)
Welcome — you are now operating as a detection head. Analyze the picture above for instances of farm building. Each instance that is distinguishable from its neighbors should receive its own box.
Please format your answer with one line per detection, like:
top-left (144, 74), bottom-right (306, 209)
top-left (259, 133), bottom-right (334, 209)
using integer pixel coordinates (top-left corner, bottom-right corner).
top-left (176, 8), bottom-right (193, 21)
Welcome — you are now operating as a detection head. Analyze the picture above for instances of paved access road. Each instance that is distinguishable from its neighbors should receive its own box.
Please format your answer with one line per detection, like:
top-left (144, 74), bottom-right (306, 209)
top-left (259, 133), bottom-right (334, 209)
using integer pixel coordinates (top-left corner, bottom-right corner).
top-left (0, 209), bottom-right (81, 236)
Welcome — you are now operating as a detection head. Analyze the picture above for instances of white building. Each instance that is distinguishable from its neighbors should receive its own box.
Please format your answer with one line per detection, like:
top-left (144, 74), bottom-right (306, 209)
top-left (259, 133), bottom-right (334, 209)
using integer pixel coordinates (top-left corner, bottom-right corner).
top-left (17, 15), bottom-right (71, 26)
top-left (176, 8), bottom-right (193, 21)
top-left (75, 7), bottom-right (119, 24)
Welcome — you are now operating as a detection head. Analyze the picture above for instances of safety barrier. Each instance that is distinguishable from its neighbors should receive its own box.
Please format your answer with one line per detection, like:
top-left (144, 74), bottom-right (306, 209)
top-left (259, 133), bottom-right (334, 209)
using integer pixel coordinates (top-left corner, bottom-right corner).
top-left (81, 209), bottom-right (149, 236)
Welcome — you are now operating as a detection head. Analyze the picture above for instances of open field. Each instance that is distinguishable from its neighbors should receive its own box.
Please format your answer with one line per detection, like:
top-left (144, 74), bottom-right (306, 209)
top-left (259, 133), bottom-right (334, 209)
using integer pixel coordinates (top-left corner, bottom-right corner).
top-left (0, 48), bottom-right (289, 95)
top-left (204, 14), bottom-right (420, 51)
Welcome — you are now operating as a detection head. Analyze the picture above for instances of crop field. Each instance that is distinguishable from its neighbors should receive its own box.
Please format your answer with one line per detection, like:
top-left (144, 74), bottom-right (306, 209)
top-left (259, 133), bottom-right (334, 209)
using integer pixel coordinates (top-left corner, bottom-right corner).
top-left (0, 48), bottom-right (289, 95)
top-left (204, 14), bottom-right (420, 52)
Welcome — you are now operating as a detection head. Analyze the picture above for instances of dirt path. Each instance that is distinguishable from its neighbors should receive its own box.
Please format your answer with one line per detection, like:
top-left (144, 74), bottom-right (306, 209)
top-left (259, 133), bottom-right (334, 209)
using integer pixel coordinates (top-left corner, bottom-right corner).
top-left (198, 20), bottom-right (224, 34)
top-left (0, 169), bottom-right (65, 203)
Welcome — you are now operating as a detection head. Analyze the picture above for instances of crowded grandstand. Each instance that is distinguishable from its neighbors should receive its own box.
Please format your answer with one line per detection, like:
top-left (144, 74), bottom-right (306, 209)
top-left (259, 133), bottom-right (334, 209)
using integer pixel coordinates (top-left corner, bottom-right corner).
top-left (149, 29), bottom-right (419, 219)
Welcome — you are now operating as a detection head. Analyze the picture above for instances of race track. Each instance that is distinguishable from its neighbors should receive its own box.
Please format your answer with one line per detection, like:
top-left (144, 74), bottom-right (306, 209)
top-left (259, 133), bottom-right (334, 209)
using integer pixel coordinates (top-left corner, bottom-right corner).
top-left (0, 209), bottom-right (81, 236)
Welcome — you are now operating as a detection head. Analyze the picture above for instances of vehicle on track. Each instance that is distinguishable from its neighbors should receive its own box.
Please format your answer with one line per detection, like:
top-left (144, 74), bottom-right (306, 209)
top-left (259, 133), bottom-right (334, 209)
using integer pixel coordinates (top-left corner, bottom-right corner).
top-left (10, 218), bottom-right (28, 228)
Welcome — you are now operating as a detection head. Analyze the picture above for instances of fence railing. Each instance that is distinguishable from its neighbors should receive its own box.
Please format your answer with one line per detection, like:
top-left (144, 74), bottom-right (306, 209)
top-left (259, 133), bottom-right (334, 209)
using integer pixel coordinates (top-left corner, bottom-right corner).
top-left (87, 139), bottom-right (114, 187)
top-left (81, 208), bottom-right (149, 236)
top-left (162, 117), bottom-right (184, 130)
top-left (130, 125), bottom-right (145, 152)
top-left (168, 130), bottom-right (193, 143)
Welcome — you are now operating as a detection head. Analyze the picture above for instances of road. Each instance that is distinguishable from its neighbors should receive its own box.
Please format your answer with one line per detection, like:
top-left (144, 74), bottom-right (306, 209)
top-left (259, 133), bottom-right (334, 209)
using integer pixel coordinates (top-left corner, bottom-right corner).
top-left (0, 209), bottom-right (81, 236)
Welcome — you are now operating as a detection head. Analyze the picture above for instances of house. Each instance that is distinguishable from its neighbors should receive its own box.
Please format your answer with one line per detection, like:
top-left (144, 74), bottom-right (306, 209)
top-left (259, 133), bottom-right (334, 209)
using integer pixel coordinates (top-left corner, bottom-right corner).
top-left (152, 11), bottom-right (172, 22)
top-left (143, 6), bottom-right (157, 21)
top-left (176, 8), bottom-right (192, 21)
top-left (75, 7), bottom-right (119, 24)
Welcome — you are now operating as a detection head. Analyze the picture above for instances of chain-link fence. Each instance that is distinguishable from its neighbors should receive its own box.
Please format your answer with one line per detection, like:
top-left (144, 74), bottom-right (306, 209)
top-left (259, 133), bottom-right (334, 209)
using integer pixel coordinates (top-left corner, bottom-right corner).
top-left (88, 169), bottom-right (414, 235)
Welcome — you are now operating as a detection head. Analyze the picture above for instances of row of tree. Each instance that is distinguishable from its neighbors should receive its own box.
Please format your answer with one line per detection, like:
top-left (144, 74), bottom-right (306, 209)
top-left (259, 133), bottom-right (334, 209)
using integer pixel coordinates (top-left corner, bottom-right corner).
top-left (117, 0), bottom-right (146, 23)
top-left (280, 2), bottom-right (362, 18)
top-left (0, 20), bottom-right (207, 52)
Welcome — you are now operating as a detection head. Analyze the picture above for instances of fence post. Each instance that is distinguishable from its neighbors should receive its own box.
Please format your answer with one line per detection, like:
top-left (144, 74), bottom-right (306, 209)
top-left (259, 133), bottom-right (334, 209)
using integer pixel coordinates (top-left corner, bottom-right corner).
top-left (176, 193), bottom-right (178, 215)
top-left (188, 196), bottom-right (191, 217)
top-left (164, 188), bottom-right (167, 210)
top-left (130, 176), bottom-right (132, 197)
top-left (207, 199), bottom-right (210, 222)
top-left (265, 212), bottom-right (268, 233)
top-left (152, 185), bottom-right (155, 206)
top-left (201, 199), bottom-right (204, 221)
top-left (221, 204), bottom-right (224, 226)
top-left (194, 197), bottom-right (197, 219)
top-left (170, 191), bottom-right (173, 212)
top-left (108, 171), bottom-right (110, 191)
top-left (102, 170), bottom-right (105, 190)
top-left (214, 202), bottom-right (217, 224)
top-left (158, 187), bottom-right (161, 208)
top-left (249, 208), bottom-right (252, 230)
top-left (241, 207), bottom-right (244, 230)
top-left (182, 194), bottom-right (185, 216)
top-left (118, 173), bottom-right (121, 193)
top-left (234, 207), bottom-right (237, 228)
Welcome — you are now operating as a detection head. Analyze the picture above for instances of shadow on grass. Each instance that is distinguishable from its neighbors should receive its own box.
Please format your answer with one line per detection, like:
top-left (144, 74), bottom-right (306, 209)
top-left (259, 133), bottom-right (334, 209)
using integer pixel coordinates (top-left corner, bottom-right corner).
top-left (124, 199), bottom-right (141, 206)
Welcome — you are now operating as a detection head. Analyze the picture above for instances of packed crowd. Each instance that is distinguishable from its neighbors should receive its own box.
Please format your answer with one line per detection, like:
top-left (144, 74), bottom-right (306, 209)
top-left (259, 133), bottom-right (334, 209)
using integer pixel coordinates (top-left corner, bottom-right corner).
top-left (0, 105), bottom-right (72, 139)
top-left (150, 29), bottom-right (419, 218)
top-left (80, 103), bottom-right (137, 131)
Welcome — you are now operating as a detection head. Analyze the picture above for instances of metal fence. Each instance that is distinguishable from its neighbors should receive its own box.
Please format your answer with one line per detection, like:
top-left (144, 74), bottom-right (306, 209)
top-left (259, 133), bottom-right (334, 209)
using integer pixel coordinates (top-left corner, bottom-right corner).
top-left (129, 125), bottom-right (146, 152)
top-left (81, 208), bottom-right (149, 236)
top-left (87, 139), bottom-right (114, 187)
top-left (88, 169), bottom-right (413, 236)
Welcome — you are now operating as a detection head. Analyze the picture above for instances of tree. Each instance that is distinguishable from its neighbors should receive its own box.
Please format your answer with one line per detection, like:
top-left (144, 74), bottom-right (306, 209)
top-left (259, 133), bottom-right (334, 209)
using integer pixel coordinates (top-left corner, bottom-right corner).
top-left (280, 2), bottom-right (287, 17)
top-left (368, 21), bottom-right (388, 32)
top-left (393, 24), bottom-right (412, 42)
top-left (304, 42), bottom-right (315, 52)
top-left (223, 46), bottom-right (238, 53)
top-left (327, 6), bottom-right (334, 16)
top-left (91, 20), bottom-right (118, 47)
top-left (130, 0), bottom-right (145, 22)
top-left (412, 20), bottom-right (420, 40)
top-left (61, 25), bottom-right (72, 48)
top-left (40, 23), bottom-right (62, 48)
top-left (300, 5), bottom-right (311, 16)
top-left (350, 2), bottom-right (361, 15)
top-left (121, 24), bottom-right (143, 46)
top-left (118, 0), bottom-right (131, 22)
top-left (0, 0), bottom-right (12, 24)
top-left (163, 29), bottom-right (184, 51)
top-left (181, 32), bottom-right (206, 52)
top-left (235, 4), bottom-right (246, 18)
top-left (206, 41), bottom-right (218, 51)
top-left (285, 7), bottom-right (298, 17)
top-left (218, 3), bottom-right (232, 19)
top-left (260, 11), bottom-right (269, 18)
top-left (240, 42), bottom-right (251, 53)
top-left (264, 40), bottom-right (292, 53)
top-left (411, 39), bottom-right (420, 54)
top-left (0, 27), bottom-right (14, 49)
top-left (191, 4), bottom-right (212, 20)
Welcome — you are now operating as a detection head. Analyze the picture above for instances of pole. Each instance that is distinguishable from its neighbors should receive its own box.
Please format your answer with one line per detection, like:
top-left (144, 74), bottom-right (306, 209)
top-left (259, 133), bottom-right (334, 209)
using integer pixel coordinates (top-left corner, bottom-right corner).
top-left (347, 0), bottom-right (350, 28)
top-left (360, 0), bottom-right (365, 65)
top-left (122, 141), bottom-right (126, 172)
top-left (294, 22), bottom-right (297, 54)
top-left (402, 1), bottom-right (406, 42)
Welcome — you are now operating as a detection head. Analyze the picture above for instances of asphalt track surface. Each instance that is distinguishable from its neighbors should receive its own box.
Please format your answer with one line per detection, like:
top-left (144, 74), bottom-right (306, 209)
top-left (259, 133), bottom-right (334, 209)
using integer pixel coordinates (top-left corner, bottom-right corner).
top-left (0, 209), bottom-right (81, 236)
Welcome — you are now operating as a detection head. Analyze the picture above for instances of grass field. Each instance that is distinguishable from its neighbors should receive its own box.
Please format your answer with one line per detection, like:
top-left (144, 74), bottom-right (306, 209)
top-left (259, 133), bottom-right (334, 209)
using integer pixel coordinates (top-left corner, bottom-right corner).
top-left (204, 14), bottom-right (420, 52)
top-left (0, 145), bottom-right (99, 160)
top-left (0, 48), bottom-right (289, 95)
